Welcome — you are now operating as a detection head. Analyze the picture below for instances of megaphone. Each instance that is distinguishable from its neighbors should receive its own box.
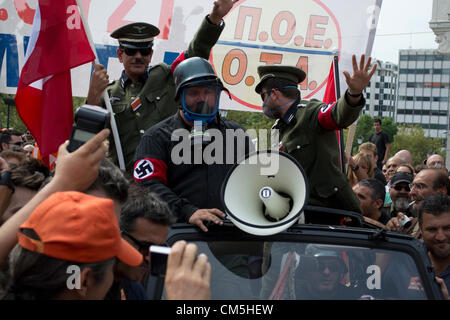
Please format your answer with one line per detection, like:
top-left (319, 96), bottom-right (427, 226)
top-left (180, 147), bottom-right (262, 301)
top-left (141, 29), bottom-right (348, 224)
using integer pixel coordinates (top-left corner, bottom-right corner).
top-left (221, 150), bottom-right (309, 236)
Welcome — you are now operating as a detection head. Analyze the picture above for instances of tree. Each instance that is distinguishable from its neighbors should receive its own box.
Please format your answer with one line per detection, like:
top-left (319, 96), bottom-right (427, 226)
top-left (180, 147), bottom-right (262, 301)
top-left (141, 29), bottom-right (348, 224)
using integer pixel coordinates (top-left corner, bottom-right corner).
top-left (1, 93), bottom-right (85, 135)
top-left (343, 114), bottom-right (397, 155)
top-left (0, 93), bottom-right (27, 132)
top-left (390, 125), bottom-right (445, 167)
top-left (225, 110), bottom-right (275, 149)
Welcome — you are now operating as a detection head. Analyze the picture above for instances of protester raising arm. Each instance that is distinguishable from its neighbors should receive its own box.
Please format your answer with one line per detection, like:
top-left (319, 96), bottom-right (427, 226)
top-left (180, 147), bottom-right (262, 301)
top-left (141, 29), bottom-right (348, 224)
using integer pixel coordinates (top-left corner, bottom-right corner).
top-left (0, 129), bottom-right (110, 267)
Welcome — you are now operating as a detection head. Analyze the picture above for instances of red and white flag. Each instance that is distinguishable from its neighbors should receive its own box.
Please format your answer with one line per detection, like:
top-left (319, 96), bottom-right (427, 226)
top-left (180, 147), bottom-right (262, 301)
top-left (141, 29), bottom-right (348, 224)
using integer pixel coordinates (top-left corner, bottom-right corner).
top-left (322, 59), bottom-right (345, 172)
top-left (15, 0), bottom-right (95, 166)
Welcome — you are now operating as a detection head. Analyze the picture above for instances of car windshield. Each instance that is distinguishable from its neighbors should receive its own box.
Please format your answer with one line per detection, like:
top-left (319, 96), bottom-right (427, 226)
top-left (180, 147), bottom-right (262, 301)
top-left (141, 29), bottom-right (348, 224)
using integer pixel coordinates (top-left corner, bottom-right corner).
top-left (162, 240), bottom-right (427, 300)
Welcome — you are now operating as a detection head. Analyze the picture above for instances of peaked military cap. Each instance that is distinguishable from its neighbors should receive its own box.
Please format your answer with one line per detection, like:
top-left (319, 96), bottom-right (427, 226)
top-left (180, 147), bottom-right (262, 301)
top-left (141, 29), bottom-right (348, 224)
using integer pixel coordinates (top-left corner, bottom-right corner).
top-left (111, 22), bottom-right (160, 49)
top-left (255, 65), bottom-right (306, 93)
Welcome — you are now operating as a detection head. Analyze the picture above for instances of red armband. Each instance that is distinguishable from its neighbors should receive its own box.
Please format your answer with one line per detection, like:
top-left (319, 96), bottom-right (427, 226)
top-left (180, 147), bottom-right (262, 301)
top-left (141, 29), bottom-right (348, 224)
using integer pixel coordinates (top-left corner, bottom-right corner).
top-left (318, 102), bottom-right (340, 130)
top-left (133, 158), bottom-right (168, 185)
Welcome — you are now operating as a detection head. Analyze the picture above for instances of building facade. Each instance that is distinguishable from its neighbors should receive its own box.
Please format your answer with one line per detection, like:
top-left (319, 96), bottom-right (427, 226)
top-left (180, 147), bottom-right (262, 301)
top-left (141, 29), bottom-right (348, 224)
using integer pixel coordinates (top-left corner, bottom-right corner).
top-left (363, 60), bottom-right (398, 118)
top-left (396, 49), bottom-right (450, 139)
top-left (429, 0), bottom-right (450, 168)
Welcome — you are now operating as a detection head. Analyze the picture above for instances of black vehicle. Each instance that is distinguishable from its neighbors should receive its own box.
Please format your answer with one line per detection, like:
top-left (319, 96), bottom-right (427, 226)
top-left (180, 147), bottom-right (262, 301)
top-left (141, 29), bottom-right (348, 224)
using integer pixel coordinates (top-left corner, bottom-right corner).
top-left (146, 151), bottom-right (444, 300)
top-left (146, 206), bottom-right (444, 300)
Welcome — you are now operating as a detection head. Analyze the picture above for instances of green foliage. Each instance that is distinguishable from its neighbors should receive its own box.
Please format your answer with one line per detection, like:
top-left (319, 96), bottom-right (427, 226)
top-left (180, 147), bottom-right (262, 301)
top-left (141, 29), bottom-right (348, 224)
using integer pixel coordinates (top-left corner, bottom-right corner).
top-left (73, 96), bottom-right (86, 109)
top-left (354, 114), bottom-right (374, 142)
top-left (0, 93), bottom-right (85, 133)
top-left (379, 117), bottom-right (398, 144)
top-left (343, 114), bottom-right (398, 155)
top-left (225, 110), bottom-right (275, 149)
top-left (0, 94), bottom-right (27, 132)
top-left (390, 125), bottom-right (445, 167)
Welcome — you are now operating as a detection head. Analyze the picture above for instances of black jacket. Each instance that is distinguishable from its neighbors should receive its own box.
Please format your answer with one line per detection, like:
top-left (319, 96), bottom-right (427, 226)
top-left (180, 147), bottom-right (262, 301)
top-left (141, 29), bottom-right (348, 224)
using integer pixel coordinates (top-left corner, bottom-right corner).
top-left (134, 112), bottom-right (253, 222)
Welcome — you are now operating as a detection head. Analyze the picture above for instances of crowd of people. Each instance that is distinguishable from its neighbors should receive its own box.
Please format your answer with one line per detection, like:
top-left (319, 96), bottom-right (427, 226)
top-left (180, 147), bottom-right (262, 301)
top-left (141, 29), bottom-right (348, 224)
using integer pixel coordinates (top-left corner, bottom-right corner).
top-left (0, 0), bottom-right (448, 300)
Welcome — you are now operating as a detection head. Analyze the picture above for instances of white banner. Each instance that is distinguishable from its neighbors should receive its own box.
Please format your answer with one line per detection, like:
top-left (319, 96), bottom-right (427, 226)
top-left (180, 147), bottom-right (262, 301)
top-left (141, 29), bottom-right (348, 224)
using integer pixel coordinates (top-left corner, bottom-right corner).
top-left (0, 0), bottom-right (382, 112)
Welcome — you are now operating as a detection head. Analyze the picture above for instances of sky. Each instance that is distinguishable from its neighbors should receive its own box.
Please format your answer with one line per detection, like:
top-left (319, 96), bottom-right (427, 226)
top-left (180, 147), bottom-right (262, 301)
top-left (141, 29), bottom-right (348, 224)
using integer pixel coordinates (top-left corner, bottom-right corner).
top-left (371, 0), bottom-right (438, 64)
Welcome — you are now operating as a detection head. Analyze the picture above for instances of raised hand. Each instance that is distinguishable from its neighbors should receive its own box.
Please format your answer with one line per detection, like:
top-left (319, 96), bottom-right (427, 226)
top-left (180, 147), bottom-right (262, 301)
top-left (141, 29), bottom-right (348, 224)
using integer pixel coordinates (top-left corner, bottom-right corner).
top-left (52, 129), bottom-right (110, 192)
top-left (343, 54), bottom-right (377, 95)
top-left (86, 63), bottom-right (110, 106)
top-left (209, 0), bottom-right (239, 24)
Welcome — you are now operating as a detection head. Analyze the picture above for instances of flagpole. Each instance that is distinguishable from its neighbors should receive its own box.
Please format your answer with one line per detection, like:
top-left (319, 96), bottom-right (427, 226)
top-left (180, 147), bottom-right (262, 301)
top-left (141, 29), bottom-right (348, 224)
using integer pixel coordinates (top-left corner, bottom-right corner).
top-left (75, 0), bottom-right (126, 171)
top-left (333, 54), bottom-right (347, 175)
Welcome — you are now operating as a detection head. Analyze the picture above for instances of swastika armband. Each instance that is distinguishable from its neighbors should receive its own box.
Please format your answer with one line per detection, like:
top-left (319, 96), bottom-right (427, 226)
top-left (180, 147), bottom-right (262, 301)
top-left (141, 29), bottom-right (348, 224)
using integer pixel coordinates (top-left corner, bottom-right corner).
top-left (133, 158), bottom-right (168, 184)
top-left (318, 102), bottom-right (340, 130)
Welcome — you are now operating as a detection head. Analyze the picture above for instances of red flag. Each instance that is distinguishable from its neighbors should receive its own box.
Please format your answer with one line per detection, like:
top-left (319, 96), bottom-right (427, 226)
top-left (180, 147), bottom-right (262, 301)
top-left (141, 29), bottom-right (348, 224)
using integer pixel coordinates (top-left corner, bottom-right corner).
top-left (323, 59), bottom-right (345, 171)
top-left (323, 60), bottom-right (336, 104)
top-left (15, 0), bottom-right (95, 165)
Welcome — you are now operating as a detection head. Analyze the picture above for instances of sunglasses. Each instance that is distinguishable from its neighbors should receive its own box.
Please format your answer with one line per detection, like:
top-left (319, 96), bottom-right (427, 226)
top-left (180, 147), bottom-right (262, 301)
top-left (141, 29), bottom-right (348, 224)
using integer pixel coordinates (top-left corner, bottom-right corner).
top-left (393, 185), bottom-right (411, 192)
top-left (8, 141), bottom-right (22, 146)
top-left (121, 47), bottom-right (152, 56)
top-left (122, 230), bottom-right (154, 255)
top-left (317, 261), bottom-right (344, 273)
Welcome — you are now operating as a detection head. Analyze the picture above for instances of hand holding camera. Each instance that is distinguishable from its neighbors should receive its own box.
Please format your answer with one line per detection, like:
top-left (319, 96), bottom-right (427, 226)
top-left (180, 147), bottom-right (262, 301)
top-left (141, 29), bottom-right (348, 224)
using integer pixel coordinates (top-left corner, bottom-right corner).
top-left (164, 240), bottom-right (211, 300)
top-left (398, 214), bottom-right (412, 228)
top-left (67, 105), bottom-right (110, 152)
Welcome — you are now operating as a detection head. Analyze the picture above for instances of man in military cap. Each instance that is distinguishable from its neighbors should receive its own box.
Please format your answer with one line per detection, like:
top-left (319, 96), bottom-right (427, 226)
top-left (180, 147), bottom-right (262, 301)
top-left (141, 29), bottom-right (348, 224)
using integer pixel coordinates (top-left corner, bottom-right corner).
top-left (255, 55), bottom-right (377, 213)
top-left (86, 0), bottom-right (238, 173)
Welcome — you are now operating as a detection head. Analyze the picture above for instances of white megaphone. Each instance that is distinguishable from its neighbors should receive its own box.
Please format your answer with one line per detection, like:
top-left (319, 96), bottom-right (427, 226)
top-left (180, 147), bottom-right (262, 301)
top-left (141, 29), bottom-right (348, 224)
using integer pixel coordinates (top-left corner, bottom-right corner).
top-left (221, 150), bottom-right (309, 236)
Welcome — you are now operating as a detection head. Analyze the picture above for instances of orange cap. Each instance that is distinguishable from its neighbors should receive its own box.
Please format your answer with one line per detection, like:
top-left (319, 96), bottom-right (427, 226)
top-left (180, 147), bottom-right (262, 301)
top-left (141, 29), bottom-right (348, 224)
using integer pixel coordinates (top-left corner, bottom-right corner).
top-left (18, 191), bottom-right (142, 266)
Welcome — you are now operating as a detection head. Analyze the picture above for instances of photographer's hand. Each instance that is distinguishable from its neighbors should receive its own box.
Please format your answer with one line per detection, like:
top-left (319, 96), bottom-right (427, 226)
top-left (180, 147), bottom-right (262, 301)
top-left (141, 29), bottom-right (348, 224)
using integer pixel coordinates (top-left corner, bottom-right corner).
top-left (386, 212), bottom-right (408, 232)
top-left (52, 129), bottom-right (110, 191)
top-left (165, 240), bottom-right (211, 300)
top-left (0, 129), bottom-right (109, 268)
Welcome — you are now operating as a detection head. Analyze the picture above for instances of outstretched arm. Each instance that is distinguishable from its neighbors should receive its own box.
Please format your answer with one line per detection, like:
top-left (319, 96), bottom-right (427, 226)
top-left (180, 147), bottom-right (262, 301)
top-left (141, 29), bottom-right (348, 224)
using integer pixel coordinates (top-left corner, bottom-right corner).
top-left (209, 0), bottom-right (239, 24)
top-left (185, 0), bottom-right (238, 59)
top-left (0, 129), bottom-right (110, 267)
top-left (343, 54), bottom-right (377, 105)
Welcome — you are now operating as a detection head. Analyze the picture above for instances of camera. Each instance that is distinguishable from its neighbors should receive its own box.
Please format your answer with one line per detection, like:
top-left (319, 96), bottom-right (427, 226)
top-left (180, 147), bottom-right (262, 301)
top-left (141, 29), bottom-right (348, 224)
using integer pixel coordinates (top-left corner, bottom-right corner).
top-left (398, 215), bottom-right (412, 228)
top-left (149, 245), bottom-right (171, 277)
top-left (67, 105), bottom-right (110, 152)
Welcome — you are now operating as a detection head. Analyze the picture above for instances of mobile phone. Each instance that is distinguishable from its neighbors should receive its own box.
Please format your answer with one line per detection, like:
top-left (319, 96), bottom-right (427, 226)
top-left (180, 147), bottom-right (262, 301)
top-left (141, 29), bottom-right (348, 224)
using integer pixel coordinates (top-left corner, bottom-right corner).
top-left (67, 105), bottom-right (110, 152)
top-left (150, 245), bottom-right (171, 277)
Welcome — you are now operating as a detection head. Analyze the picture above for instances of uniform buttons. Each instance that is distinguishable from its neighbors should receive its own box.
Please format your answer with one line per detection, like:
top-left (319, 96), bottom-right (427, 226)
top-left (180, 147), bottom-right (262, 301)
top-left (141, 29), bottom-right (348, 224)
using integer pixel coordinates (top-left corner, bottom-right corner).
top-left (140, 130), bottom-right (145, 135)
top-left (334, 187), bottom-right (338, 192)
top-left (136, 112), bottom-right (141, 117)
top-left (156, 96), bottom-right (161, 101)
top-left (130, 84), bottom-right (134, 88)
top-left (131, 96), bottom-right (135, 100)
top-left (296, 145), bottom-right (301, 149)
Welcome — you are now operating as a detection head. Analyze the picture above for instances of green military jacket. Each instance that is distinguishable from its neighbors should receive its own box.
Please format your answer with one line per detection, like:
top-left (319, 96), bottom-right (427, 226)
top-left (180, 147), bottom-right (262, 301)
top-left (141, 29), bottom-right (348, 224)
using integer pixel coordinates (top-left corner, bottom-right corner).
top-left (276, 95), bottom-right (365, 212)
top-left (102, 17), bottom-right (225, 172)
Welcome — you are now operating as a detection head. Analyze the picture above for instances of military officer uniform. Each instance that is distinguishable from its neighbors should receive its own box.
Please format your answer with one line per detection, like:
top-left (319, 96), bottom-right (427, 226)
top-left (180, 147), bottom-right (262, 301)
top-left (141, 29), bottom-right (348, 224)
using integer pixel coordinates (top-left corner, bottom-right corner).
top-left (101, 17), bottom-right (225, 172)
top-left (256, 65), bottom-right (363, 213)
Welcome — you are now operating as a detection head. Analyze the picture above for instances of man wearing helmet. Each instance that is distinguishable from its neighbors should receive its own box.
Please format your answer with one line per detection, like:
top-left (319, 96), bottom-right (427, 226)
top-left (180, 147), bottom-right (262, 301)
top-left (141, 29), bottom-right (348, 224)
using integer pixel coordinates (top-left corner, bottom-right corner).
top-left (133, 57), bottom-right (253, 232)
top-left (297, 244), bottom-right (361, 300)
top-left (86, 0), bottom-right (238, 173)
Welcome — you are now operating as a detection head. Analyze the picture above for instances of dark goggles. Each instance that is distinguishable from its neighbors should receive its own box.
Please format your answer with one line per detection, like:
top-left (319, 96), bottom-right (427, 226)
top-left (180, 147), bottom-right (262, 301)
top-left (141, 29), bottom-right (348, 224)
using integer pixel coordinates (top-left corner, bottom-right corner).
top-left (121, 47), bottom-right (152, 56)
top-left (317, 260), bottom-right (345, 273)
